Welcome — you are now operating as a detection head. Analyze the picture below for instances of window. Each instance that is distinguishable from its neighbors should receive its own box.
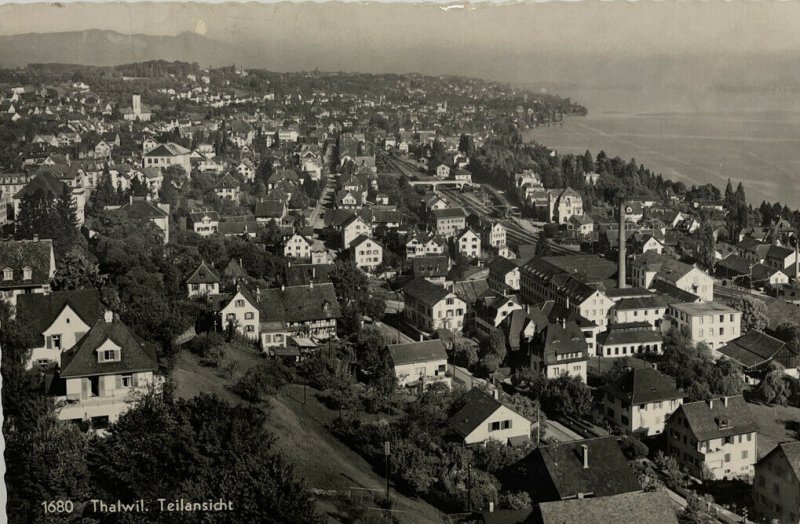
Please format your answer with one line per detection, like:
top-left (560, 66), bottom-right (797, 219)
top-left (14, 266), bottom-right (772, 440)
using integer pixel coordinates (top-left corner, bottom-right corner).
top-left (245, 325), bottom-right (254, 332)
top-left (2, 267), bottom-right (11, 281)
top-left (22, 267), bottom-right (31, 280)
top-left (244, 312), bottom-right (254, 320)
top-left (121, 375), bottom-right (133, 388)
top-left (99, 349), bottom-right (119, 363)
top-left (51, 334), bottom-right (62, 349)
top-left (235, 299), bottom-right (245, 307)
top-left (501, 420), bottom-right (512, 430)
top-left (724, 453), bottom-right (731, 463)
top-left (742, 450), bottom-right (749, 460)
top-left (490, 421), bottom-right (501, 432)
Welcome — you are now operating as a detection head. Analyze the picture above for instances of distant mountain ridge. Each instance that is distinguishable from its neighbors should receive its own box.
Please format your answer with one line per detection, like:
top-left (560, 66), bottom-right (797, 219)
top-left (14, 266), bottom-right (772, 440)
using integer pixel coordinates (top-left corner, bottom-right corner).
top-left (0, 29), bottom-right (245, 68)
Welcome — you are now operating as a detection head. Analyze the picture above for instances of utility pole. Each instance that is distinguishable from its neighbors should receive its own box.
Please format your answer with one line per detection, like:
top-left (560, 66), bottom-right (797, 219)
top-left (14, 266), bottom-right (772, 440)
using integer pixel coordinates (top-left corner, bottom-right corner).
top-left (466, 463), bottom-right (472, 513)
top-left (536, 404), bottom-right (541, 445)
top-left (384, 441), bottom-right (391, 503)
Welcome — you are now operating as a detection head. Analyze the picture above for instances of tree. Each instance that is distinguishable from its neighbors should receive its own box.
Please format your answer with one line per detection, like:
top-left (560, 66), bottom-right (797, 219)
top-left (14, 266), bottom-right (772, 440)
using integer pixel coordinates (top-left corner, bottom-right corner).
top-left (541, 375), bottom-right (593, 418)
top-left (535, 237), bottom-right (552, 257)
top-left (52, 248), bottom-right (106, 291)
top-left (619, 436), bottom-right (649, 460)
top-left (56, 184), bottom-right (79, 229)
top-left (483, 328), bottom-right (507, 363)
top-left (90, 392), bottom-right (321, 522)
top-left (91, 171), bottom-right (117, 210)
top-left (731, 295), bottom-right (768, 333)
top-left (330, 259), bottom-right (368, 306)
top-left (755, 362), bottom-right (791, 405)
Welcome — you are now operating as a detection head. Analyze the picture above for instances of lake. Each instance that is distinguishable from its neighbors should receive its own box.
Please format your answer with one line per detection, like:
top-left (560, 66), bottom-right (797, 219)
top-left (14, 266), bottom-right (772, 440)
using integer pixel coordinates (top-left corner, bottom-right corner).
top-left (522, 86), bottom-right (800, 208)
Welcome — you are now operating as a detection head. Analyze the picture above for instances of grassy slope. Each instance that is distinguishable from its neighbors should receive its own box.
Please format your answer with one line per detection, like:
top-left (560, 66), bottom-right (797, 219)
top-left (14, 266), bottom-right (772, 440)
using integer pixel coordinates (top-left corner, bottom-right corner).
top-left (172, 347), bottom-right (445, 523)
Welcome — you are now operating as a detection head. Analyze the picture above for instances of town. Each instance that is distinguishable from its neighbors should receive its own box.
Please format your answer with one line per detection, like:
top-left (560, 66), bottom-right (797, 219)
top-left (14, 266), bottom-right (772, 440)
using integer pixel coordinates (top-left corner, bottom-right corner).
top-left (2, 62), bottom-right (800, 524)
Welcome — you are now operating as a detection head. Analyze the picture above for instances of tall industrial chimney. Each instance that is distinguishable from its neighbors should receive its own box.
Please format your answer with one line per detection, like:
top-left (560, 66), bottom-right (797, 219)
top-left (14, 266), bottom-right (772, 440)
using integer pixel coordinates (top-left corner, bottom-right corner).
top-left (618, 201), bottom-right (626, 289)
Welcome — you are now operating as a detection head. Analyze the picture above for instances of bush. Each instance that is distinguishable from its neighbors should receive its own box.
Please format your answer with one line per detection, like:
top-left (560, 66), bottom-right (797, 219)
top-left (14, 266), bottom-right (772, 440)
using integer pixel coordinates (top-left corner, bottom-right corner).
top-left (233, 361), bottom-right (294, 403)
top-left (619, 436), bottom-right (649, 460)
top-left (499, 490), bottom-right (532, 510)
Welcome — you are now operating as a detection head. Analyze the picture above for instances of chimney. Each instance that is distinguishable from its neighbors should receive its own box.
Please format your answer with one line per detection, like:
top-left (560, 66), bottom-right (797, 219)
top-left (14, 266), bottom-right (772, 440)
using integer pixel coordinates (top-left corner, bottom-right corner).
top-left (708, 399), bottom-right (714, 410)
top-left (32, 234), bottom-right (39, 242)
top-left (722, 396), bottom-right (729, 407)
top-left (129, 195), bottom-right (134, 205)
top-left (104, 309), bottom-right (114, 323)
top-left (281, 284), bottom-right (285, 291)
top-left (566, 296), bottom-right (570, 310)
top-left (256, 287), bottom-right (261, 302)
top-left (309, 280), bottom-right (313, 289)
top-left (239, 258), bottom-right (243, 269)
top-left (618, 201), bottom-right (626, 289)
top-left (488, 502), bottom-right (494, 513)
top-left (419, 334), bottom-right (423, 342)
top-left (581, 444), bottom-right (589, 469)
top-left (492, 388), bottom-right (499, 400)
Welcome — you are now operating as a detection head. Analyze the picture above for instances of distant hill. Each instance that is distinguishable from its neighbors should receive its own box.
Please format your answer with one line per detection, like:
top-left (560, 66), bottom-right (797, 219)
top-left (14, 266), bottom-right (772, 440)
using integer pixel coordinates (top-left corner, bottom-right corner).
top-left (0, 29), bottom-right (246, 68)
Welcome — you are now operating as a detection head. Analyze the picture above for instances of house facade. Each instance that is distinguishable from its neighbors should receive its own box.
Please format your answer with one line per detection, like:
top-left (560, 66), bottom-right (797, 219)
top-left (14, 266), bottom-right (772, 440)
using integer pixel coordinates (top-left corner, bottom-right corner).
top-left (388, 339), bottom-right (450, 388)
top-left (54, 314), bottom-right (160, 425)
top-left (665, 396), bottom-right (758, 480)
top-left (603, 367), bottom-right (684, 436)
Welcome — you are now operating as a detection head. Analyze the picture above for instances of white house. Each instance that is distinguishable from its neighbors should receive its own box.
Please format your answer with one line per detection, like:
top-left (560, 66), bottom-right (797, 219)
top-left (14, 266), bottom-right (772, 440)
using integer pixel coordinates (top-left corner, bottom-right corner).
top-left (448, 388), bottom-right (532, 446)
top-left (388, 339), bottom-right (451, 388)
top-left (604, 367), bottom-right (684, 437)
top-left (16, 289), bottom-right (105, 369)
top-left (350, 235), bottom-right (383, 272)
top-left (284, 233), bottom-right (314, 260)
top-left (186, 261), bottom-right (220, 298)
top-left (454, 228), bottom-right (481, 258)
top-left (54, 314), bottom-right (160, 425)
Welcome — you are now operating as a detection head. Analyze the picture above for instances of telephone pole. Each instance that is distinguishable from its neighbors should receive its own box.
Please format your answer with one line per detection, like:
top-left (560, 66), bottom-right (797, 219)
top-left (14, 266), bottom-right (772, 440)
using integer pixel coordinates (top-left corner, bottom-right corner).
top-left (384, 441), bottom-right (391, 503)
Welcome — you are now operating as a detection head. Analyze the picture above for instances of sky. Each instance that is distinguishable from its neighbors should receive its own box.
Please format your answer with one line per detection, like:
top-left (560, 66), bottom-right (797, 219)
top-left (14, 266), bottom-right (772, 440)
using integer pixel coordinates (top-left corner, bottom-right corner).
top-left (0, 2), bottom-right (799, 88)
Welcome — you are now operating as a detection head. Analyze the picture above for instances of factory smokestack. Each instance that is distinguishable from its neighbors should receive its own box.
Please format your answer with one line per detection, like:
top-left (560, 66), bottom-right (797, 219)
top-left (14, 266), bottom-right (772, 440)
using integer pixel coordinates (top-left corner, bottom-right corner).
top-left (618, 201), bottom-right (627, 289)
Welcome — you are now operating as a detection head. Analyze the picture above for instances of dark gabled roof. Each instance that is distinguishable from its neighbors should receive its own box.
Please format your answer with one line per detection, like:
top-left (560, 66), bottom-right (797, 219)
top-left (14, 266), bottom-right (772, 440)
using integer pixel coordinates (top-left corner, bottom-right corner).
top-left (606, 367), bottom-right (683, 405)
top-left (760, 441), bottom-right (800, 482)
top-left (541, 255), bottom-right (618, 283)
top-left (717, 331), bottom-right (797, 369)
top-left (453, 279), bottom-right (492, 304)
top-left (215, 173), bottom-right (240, 190)
top-left (597, 324), bottom-right (663, 347)
top-left (258, 283), bottom-right (341, 323)
top-left (611, 295), bottom-right (670, 311)
top-left (60, 319), bottom-right (159, 378)
top-left (412, 255), bottom-right (450, 278)
top-left (0, 238), bottom-right (55, 288)
top-left (432, 207), bottom-right (467, 220)
top-left (118, 197), bottom-right (169, 218)
top-left (648, 279), bottom-right (700, 303)
top-left (186, 261), bottom-right (220, 285)
top-left (144, 142), bottom-right (190, 157)
top-left (716, 254), bottom-right (751, 275)
top-left (254, 198), bottom-right (286, 218)
top-left (488, 256), bottom-right (519, 277)
top-left (448, 388), bottom-right (509, 439)
top-left (15, 289), bottom-right (104, 346)
top-left (604, 287), bottom-right (652, 299)
top-left (188, 211), bottom-right (220, 223)
top-left (13, 171), bottom-right (65, 199)
top-left (534, 491), bottom-right (678, 524)
top-left (284, 263), bottom-right (334, 287)
top-left (766, 244), bottom-right (793, 260)
top-left (669, 396), bottom-right (758, 441)
top-left (631, 251), bottom-right (697, 285)
top-left (388, 339), bottom-right (447, 366)
top-left (528, 436), bottom-right (641, 501)
top-left (403, 278), bottom-right (452, 307)
top-left (534, 321), bottom-right (588, 366)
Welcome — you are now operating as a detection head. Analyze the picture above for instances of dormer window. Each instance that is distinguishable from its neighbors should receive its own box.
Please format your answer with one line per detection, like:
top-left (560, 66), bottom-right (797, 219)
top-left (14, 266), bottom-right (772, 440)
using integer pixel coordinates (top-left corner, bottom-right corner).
top-left (98, 349), bottom-right (120, 363)
top-left (22, 266), bottom-right (32, 280)
top-left (3, 267), bottom-right (12, 281)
